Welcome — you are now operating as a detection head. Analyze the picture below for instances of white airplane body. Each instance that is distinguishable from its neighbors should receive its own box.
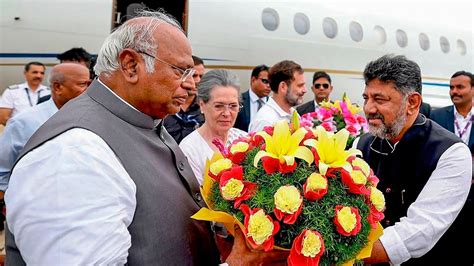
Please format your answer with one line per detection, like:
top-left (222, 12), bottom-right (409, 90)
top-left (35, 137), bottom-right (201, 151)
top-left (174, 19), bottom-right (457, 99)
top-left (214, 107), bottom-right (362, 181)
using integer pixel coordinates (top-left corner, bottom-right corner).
top-left (1, 0), bottom-right (473, 108)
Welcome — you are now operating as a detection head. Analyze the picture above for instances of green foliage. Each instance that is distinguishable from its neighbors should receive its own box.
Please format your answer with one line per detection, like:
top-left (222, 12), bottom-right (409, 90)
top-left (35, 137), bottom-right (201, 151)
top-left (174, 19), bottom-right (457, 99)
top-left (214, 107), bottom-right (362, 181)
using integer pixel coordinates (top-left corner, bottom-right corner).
top-left (209, 147), bottom-right (372, 265)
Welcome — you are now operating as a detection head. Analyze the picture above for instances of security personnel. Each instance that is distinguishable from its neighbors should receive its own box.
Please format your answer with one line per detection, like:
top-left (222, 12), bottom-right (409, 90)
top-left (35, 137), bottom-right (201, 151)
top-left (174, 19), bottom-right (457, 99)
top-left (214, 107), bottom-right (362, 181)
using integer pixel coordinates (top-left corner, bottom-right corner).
top-left (0, 61), bottom-right (50, 125)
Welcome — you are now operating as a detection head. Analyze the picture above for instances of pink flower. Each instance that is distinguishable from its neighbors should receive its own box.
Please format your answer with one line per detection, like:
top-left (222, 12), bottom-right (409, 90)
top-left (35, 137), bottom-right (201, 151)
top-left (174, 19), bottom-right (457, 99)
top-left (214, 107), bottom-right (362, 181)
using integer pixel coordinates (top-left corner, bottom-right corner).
top-left (320, 121), bottom-right (336, 132)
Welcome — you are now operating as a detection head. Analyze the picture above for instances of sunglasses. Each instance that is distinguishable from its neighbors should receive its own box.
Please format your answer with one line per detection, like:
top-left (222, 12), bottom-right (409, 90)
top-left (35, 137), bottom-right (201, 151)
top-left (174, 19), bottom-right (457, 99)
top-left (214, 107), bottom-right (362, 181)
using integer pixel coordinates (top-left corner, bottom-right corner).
top-left (314, 83), bottom-right (330, 89)
top-left (260, 78), bottom-right (269, 84)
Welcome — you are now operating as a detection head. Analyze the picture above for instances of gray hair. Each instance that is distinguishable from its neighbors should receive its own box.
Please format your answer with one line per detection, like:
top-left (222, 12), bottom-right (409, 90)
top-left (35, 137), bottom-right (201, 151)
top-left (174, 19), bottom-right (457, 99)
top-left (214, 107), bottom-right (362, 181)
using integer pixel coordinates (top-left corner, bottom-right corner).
top-left (48, 70), bottom-right (65, 86)
top-left (198, 70), bottom-right (241, 103)
top-left (363, 54), bottom-right (422, 95)
top-left (94, 10), bottom-right (182, 76)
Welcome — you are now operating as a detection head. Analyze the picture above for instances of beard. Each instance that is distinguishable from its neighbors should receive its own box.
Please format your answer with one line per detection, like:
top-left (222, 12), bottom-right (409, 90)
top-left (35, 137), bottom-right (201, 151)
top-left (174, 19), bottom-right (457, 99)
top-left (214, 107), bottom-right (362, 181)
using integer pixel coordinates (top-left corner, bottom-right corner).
top-left (367, 98), bottom-right (407, 139)
top-left (285, 88), bottom-right (303, 107)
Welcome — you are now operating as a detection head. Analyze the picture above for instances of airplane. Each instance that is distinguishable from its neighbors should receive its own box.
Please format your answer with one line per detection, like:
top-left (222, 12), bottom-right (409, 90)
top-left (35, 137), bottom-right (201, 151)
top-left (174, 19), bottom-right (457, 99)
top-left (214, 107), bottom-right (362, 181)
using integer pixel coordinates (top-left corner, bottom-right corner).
top-left (1, 0), bottom-right (473, 109)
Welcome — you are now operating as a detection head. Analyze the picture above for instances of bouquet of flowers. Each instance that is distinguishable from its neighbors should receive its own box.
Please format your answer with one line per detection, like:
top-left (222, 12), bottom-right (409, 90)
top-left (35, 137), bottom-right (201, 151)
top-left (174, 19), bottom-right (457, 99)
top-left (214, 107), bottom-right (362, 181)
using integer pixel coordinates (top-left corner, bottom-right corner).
top-left (192, 114), bottom-right (384, 266)
top-left (300, 94), bottom-right (368, 148)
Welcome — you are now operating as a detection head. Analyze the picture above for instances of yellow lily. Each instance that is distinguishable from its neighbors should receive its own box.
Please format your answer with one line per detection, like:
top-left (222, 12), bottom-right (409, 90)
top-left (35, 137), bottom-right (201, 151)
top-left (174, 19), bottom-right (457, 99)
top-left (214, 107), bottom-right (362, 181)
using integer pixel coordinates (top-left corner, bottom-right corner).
top-left (253, 120), bottom-right (314, 170)
top-left (304, 127), bottom-right (361, 175)
top-left (319, 100), bottom-right (333, 109)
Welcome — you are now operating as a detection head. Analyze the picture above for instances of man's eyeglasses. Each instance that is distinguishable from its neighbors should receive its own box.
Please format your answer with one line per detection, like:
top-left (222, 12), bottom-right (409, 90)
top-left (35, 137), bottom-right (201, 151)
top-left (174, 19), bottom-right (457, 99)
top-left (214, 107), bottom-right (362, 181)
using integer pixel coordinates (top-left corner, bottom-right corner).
top-left (314, 83), bottom-right (330, 89)
top-left (210, 103), bottom-right (243, 113)
top-left (260, 78), bottom-right (269, 84)
top-left (137, 50), bottom-right (195, 83)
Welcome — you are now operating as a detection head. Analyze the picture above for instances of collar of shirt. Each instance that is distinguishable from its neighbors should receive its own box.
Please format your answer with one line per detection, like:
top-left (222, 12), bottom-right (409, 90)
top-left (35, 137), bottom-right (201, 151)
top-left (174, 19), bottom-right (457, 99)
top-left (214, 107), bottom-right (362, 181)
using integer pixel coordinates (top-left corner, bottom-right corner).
top-left (266, 97), bottom-right (294, 118)
top-left (249, 89), bottom-right (268, 103)
top-left (453, 105), bottom-right (474, 120)
top-left (97, 78), bottom-right (140, 112)
top-left (21, 82), bottom-right (48, 93)
top-left (313, 100), bottom-right (320, 108)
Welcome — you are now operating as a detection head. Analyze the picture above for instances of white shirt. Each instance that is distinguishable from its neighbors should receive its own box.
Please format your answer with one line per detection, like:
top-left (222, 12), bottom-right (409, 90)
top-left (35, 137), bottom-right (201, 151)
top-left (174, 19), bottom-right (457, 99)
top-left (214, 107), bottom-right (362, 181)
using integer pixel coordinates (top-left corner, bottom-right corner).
top-left (0, 99), bottom-right (58, 191)
top-left (5, 128), bottom-right (137, 265)
top-left (248, 89), bottom-right (268, 122)
top-left (0, 82), bottom-right (50, 117)
top-left (313, 100), bottom-right (320, 108)
top-left (179, 128), bottom-right (247, 185)
top-left (453, 106), bottom-right (474, 145)
top-left (360, 142), bottom-right (471, 265)
top-left (248, 97), bottom-right (295, 133)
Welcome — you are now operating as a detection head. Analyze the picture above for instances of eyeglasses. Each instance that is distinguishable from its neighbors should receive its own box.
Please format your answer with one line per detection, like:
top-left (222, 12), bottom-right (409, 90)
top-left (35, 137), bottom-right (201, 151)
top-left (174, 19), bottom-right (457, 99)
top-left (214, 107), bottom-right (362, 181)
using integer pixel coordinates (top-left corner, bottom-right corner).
top-left (314, 83), bottom-right (330, 89)
top-left (137, 50), bottom-right (195, 83)
top-left (260, 78), bottom-right (269, 84)
top-left (210, 103), bottom-right (243, 112)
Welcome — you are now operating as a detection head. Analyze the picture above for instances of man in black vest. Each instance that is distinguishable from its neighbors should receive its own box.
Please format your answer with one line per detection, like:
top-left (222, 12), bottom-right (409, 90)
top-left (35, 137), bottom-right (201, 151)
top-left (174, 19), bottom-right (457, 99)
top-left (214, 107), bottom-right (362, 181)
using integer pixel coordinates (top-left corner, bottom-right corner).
top-left (358, 55), bottom-right (472, 265)
top-left (4, 11), bottom-right (286, 265)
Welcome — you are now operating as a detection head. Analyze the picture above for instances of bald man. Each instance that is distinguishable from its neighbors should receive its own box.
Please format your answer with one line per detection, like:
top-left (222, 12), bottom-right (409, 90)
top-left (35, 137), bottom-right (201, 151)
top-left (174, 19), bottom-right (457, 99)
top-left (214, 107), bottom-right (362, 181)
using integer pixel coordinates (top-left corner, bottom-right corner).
top-left (0, 63), bottom-right (90, 191)
top-left (5, 10), bottom-right (289, 265)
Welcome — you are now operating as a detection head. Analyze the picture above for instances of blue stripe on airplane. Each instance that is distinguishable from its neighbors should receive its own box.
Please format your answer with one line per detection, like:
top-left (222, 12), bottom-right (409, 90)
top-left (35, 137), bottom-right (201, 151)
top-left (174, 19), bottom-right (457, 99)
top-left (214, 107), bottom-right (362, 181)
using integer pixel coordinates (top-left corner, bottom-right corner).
top-left (422, 82), bottom-right (449, 87)
top-left (0, 54), bottom-right (453, 89)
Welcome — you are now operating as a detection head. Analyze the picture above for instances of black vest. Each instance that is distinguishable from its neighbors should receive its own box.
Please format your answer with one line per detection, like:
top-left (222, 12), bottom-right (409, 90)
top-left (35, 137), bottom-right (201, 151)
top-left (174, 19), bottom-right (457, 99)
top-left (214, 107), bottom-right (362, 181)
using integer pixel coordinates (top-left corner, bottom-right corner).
top-left (6, 81), bottom-right (220, 265)
top-left (358, 115), bottom-right (471, 265)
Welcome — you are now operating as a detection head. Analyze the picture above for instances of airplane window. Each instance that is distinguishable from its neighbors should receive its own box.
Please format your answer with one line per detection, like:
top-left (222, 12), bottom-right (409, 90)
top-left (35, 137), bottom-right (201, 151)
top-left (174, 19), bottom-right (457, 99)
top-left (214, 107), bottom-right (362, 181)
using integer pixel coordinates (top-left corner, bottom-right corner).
top-left (374, 25), bottom-right (386, 45)
top-left (294, 13), bottom-right (310, 35)
top-left (323, 17), bottom-right (338, 39)
top-left (262, 8), bottom-right (279, 31)
top-left (396, 29), bottom-right (408, 48)
top-left (440, 36), bottom-right (450, 53)
top-left (457, 39), bottom-right (466, 55)
top-left (349, 21), bottom-right (363, 42)
top-left (419, 33), bottom-right (430, 51)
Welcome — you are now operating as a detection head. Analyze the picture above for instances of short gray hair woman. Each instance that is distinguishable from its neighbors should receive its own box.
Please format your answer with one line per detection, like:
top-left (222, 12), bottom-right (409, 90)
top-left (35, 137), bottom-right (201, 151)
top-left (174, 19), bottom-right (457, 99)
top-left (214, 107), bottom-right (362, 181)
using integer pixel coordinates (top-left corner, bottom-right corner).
top-left (179, 69), bottom-right (247, 184)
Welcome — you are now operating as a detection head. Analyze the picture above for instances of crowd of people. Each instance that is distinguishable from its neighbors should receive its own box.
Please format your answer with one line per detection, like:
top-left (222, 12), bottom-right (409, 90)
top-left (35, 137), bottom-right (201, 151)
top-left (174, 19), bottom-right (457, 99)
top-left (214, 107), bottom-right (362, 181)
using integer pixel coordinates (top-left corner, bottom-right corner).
top-left (0, 9), bottom-right (472, 265)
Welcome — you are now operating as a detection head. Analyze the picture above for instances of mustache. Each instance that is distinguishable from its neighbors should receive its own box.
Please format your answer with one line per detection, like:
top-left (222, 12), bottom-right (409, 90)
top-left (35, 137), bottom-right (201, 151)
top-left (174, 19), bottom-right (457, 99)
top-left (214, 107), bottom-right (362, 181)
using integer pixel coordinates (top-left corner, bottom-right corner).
top-left (450, 94), bottom-right (462, 99)
top-left (366, 113), bottom-right (385, 122)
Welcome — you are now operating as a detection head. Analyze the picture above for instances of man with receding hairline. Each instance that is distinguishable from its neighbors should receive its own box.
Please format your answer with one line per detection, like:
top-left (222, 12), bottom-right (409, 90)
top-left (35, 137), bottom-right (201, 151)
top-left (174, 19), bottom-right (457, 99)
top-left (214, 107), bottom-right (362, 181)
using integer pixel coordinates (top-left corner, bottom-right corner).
top-left (358, 55), bottom-right (471, 265)
top-left (5, 11), bottom-right (288, 265)
top-left (0, 63), bottom-right (89, 234)
top-left (0, 63), bottom-right (90, 191)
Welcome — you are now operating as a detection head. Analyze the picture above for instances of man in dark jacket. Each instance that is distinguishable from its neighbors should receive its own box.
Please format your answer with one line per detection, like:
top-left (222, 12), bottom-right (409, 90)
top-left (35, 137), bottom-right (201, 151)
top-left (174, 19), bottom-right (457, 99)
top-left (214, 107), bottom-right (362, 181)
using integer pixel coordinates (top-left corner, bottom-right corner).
top-left (297, 71), bottom-right (333, 115)
top-left (359, 55), bottom-right (471, 265)
top-left (164, 55), bottom-right (205, 143)
top-left (234, 64), bottom-right (270, 131)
